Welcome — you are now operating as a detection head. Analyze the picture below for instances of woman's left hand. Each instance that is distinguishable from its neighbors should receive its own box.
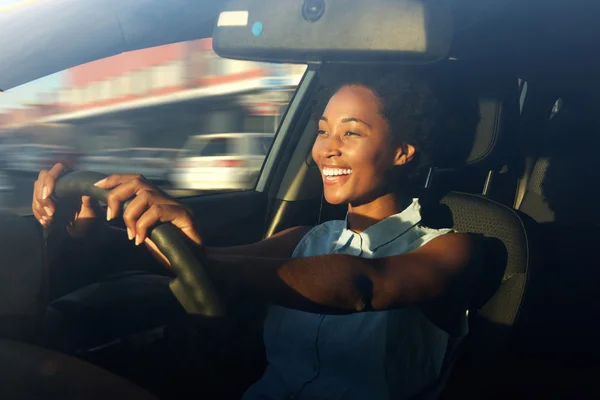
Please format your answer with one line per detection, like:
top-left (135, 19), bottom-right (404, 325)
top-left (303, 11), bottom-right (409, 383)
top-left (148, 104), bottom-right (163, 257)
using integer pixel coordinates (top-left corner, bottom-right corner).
top-left (95, 174), bottom-right (202, 267)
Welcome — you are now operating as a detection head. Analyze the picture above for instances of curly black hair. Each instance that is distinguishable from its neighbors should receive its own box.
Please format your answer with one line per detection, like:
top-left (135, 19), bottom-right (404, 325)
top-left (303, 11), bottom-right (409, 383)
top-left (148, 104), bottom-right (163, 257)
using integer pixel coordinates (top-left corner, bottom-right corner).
top-left (312, 64), bottom-right (480, 188)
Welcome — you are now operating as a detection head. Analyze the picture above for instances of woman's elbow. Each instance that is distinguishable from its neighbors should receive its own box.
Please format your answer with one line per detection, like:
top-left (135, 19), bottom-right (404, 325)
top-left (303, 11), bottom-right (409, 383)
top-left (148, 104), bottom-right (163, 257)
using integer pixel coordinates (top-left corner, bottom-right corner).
top-left (368, 271), bottom-right (448, 311)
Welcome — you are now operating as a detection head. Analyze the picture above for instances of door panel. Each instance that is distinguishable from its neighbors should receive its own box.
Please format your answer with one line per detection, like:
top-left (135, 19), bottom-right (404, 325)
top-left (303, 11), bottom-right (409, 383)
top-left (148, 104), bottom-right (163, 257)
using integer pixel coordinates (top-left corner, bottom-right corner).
top-left (182, 189), bottom-right (268, 247)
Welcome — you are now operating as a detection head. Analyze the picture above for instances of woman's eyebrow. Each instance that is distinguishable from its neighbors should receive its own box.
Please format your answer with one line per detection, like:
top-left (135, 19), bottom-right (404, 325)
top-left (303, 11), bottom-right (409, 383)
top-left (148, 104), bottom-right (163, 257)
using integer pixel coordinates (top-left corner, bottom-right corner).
top-left (320, 116), bottom-right (372, 128)
top-left (342, 117), bottom-right (372, 128)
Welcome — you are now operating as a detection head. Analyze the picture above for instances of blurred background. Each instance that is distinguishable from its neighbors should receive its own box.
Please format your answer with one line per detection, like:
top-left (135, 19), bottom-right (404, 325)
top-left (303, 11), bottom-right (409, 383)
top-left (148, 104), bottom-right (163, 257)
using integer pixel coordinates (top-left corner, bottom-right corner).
top-left (0, 39), bottom-right (306, 213)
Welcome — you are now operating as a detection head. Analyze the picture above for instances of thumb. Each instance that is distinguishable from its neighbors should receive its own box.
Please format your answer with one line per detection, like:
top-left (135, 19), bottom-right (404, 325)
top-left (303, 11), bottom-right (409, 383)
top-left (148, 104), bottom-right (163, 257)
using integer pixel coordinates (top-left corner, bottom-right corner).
top-left (77, 196), bottom-right (97, 220)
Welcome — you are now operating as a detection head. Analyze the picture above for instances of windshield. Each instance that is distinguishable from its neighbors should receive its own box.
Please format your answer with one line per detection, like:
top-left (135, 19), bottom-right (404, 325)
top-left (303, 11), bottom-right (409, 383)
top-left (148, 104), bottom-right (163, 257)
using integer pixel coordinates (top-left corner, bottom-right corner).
top-left (0, 38), bottom-right (306, 210)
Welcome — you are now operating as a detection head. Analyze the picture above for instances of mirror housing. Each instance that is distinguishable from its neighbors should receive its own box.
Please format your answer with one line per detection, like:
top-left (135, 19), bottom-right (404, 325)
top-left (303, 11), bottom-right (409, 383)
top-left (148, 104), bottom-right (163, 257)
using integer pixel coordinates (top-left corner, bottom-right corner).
top-left (213, 0), bottom-right (453, 64)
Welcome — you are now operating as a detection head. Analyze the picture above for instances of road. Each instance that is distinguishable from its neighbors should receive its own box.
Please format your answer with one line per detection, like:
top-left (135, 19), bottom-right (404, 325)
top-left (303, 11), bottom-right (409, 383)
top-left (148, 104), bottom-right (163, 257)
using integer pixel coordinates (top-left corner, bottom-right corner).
top-left (0, 171), bottom-right (202, 215)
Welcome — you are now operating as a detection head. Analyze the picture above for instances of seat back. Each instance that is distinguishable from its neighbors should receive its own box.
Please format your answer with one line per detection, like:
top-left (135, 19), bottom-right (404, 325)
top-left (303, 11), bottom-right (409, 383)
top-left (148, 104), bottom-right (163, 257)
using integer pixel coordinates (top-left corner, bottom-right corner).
top-left (415, 191), bottom-right (539, 399)
top-left (441, 193), bottom-right (538, 351)
top-left (427, 75), bottom-right (541, 398)
top-left (428, 73), bottom-right (537, 345)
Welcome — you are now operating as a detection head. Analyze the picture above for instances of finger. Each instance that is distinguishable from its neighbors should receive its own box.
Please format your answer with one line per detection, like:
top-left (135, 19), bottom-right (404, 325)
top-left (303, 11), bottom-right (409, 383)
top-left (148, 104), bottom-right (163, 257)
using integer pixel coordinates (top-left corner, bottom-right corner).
top-left (95, 174), bottom-right (174, 200)
top-left (135, 204), bottom-right (201, 245)
top-left (35, 166), bottom-right (61, 215)
top-left (33, 178), bottom-right (56, 219)
top-left (32, 200), bottom-right (48, 221)
top-left (79, 196), bottom-right (95, 212)
top-left (104, 177), bottom-right (155, 221)
top-left (94, 174), bottom-right (146, 190)
top-left (134, 204), bottom-right (175, 245)
top-left (76, 196), bottom-right (97, 220)
top-left (34, 170), bottom-right (48, 202)
top-left (81, 196), bottom-right (93, 207)
top-left (121, 190), bottom-right (153, 240)
top-left (172, 213), bottom-right (202, 245)
top-left (32, 179), bottom-right (43, 216)
top-left (32, 201), bottom-right (48, 227)
top-left (41, 163), bottom-right (69, 201)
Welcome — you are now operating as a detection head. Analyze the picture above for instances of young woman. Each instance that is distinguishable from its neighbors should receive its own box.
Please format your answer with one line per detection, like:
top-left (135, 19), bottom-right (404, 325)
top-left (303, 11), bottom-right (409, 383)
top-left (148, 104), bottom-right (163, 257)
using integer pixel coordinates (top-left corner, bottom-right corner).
top-left (33, 65), bottom-right (481, 399)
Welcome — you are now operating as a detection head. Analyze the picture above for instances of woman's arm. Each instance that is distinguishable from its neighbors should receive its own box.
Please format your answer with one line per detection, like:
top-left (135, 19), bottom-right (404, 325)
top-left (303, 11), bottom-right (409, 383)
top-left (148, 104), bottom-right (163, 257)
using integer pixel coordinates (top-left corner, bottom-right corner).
top-left (93, 175), bottom-right (311, 263)
top-left (205, 225), bottom-right (312, 258)
top-left (90, 175), bottom-right (479, 317)
top-left (205, 233), bottom-right (480, 315)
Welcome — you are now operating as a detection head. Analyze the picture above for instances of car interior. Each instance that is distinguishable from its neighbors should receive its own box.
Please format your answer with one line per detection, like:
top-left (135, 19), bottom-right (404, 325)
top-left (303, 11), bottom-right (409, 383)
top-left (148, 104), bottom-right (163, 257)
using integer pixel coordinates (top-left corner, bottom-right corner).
top-left (0, 0), bottom-right (599, 399)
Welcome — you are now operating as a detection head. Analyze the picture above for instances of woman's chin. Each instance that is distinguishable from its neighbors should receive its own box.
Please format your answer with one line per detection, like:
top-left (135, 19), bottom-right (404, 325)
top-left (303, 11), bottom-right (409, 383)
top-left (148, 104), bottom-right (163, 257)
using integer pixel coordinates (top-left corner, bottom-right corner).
top-left (323, 191), bottom-right (349, 206)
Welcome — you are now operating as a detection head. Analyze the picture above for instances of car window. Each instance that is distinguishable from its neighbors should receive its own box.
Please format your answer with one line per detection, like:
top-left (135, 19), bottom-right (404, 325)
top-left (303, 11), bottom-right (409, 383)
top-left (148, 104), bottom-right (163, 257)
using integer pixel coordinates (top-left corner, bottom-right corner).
top-left (0, 39), bottom-right (306, 212)
top-left (249, 136), bottom-right (274, 156)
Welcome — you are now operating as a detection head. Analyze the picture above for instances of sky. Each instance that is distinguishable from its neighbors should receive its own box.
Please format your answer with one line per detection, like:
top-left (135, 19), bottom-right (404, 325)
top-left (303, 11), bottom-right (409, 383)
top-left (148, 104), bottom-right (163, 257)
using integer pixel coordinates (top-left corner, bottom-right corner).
top-left (0, 0), bottom-right (39, 13)
top-left (0, 1), bottom-right (65, 111)
top-left (0, 72), bottom-right (65, 111)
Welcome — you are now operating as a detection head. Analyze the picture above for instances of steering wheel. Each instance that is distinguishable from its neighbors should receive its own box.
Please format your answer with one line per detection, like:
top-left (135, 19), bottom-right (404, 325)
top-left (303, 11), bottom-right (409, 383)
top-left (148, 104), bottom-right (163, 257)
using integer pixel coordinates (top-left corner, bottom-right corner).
top-left (53, 171), bottom-right (224, 317)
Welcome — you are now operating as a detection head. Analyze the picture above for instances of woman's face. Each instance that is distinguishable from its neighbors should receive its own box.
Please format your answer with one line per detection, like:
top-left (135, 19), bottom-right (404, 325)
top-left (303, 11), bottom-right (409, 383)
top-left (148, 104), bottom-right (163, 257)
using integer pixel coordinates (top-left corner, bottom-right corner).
top-left (312, 85), bottom-right (414, 206)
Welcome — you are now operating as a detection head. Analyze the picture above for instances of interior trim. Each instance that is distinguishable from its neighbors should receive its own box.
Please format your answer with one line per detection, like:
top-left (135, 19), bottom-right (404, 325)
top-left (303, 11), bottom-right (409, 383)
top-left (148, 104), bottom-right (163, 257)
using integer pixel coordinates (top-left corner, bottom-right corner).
top-left (255, 68), bottom-right (316, 192)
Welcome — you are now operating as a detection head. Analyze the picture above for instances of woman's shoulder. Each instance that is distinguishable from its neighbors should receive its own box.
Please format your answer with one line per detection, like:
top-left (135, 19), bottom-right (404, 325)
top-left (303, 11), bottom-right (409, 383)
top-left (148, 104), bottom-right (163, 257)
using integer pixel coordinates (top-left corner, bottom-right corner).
top-left (311, 219), bottom-right (346, 235)
top-left (301, 220), bottom-right (346, 243)
top-left (292, 219), bottom-right (346, 257)
top-left (414, 224), bottom-right (454, 242)
top-left (394, 223), bottom-right (454, 254)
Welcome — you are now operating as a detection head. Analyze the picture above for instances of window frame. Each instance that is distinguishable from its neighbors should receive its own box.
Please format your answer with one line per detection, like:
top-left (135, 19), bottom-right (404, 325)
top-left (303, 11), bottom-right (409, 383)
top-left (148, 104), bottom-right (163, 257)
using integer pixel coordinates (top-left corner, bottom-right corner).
top-left (254, 67), bottom-right (316, 193)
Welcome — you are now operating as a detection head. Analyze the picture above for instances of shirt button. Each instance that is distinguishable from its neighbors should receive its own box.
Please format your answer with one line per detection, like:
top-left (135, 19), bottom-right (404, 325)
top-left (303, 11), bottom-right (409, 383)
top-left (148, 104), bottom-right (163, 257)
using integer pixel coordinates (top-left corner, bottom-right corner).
top-left (288, 396), bottom-right (294, 400)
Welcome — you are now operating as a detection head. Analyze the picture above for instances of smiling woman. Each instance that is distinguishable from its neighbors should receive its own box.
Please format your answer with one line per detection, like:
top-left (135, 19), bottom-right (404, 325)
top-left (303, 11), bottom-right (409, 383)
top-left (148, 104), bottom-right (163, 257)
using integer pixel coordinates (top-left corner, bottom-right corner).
top-left (35, 61), bottom-right (482, 399)
top-left (234, 65), bottom-right (483, 399)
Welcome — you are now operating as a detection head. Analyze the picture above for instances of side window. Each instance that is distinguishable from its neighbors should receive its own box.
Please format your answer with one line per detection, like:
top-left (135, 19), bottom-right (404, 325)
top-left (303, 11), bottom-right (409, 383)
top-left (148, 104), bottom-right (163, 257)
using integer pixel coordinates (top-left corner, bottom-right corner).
top-left (249, 136), bottom-right (274, 156)
top-left (0, 39), bottom-right (306, 212)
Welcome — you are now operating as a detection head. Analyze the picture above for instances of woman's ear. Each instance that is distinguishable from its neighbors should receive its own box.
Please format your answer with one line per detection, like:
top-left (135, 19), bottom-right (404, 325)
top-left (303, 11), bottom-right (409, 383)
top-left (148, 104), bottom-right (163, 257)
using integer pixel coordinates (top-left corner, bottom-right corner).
top-left (394, 144), bottom-right (416, 166)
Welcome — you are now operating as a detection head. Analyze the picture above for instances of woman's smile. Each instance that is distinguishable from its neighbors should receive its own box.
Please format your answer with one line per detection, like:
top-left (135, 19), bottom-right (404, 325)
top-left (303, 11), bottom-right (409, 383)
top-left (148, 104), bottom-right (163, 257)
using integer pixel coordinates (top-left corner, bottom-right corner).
top-left (321, 165), bottom-right (353, 185)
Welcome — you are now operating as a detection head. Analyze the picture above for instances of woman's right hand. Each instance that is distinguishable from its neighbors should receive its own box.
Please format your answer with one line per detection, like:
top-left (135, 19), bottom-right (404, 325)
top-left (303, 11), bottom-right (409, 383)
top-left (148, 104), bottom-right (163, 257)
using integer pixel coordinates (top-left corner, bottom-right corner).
top-left (32, 163), bottom-right (99, 237)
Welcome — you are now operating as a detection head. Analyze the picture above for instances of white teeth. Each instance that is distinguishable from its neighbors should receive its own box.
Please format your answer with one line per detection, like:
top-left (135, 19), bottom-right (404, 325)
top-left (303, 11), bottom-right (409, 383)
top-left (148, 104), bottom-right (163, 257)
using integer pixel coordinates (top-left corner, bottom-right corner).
top-left (323, 168), bottom-right (352, 177)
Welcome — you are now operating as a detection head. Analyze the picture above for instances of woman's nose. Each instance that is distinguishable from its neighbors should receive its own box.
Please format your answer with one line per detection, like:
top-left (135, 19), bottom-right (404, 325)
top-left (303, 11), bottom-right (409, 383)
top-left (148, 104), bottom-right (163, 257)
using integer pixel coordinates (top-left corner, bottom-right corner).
top-left (322, 134), bottom-right (342, 158)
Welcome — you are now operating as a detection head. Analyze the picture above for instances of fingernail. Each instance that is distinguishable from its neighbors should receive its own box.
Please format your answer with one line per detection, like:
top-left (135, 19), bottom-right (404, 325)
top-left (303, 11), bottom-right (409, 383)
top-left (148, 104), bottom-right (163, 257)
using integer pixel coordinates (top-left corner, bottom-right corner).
top-left (43, 206), bottom-right (54, 217)
top-left (94, 178), bottom-right (107, 187)
top-left (127, 228), bottom-right (134, 240)
top-left (135, 235), bottom-right (141, 246)
top-left (42, 186), bottom-right (49, 200)
top-left (106, 207), bottom-right (112, 221)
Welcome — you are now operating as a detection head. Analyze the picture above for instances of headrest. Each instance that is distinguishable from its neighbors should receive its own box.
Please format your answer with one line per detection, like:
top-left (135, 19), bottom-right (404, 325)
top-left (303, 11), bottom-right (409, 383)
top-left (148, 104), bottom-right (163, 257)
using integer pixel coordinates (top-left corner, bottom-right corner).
top-left (451, 73), bottom-right (520, 169)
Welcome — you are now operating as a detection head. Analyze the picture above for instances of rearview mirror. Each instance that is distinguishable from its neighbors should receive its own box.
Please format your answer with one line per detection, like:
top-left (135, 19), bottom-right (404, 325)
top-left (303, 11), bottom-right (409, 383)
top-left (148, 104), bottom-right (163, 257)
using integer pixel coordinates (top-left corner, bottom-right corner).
top-left (213, 0), bottom-right (454, 64)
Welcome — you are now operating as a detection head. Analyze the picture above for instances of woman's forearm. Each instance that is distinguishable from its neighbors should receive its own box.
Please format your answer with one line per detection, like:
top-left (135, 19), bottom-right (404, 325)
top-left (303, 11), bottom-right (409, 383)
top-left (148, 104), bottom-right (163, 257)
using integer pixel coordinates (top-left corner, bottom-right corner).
top-left (206, 253), bottom-right (375, 314)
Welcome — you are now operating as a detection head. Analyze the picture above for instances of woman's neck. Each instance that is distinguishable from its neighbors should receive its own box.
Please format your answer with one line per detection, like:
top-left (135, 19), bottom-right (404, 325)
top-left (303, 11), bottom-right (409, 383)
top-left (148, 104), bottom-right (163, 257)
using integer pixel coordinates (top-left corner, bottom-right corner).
top-left (346, 192), bottom-right (411, 233)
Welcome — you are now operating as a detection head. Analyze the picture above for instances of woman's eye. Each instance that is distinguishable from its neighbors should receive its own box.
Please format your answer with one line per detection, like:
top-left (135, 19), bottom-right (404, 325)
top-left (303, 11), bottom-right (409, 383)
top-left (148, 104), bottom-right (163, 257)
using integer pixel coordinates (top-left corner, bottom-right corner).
top-left (317, 130), bottom-right (327, 135)
top-left (344, 131), bottom-right (360, 137)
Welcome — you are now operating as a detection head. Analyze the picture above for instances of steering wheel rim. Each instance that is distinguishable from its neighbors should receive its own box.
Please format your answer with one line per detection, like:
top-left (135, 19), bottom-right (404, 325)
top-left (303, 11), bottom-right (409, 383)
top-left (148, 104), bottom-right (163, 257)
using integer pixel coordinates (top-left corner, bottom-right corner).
top-left (53, 170), bottom-right (225, 317)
